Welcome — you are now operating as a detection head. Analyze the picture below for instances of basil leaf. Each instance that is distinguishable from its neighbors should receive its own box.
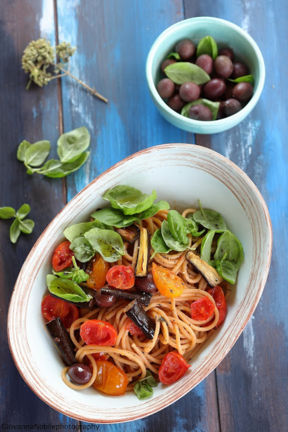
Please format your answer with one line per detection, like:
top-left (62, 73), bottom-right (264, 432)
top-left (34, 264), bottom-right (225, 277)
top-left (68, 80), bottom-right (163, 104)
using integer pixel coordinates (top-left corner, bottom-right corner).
top-left (181, 98), bottom-right (220, 120)
top-left (64, 221), bottom-right (108, 242)
top-left (24, 140), bottom-right (51, 167)
top-left (229, 74), bottom-right (254, 84)
top-left (138, 200), bottom-right (170, 219)
top-left (17, 140), bottom-right (31, 162)
top-left (9, 219), bottom-right (21, 244)
top-left (161, 220), bottom-right (188, 252)
top-left (164, 62), bottom-right (211, 85)
top-left (16, 203), bottom-right (31, 220)
top-left (84, 228), bottom-right (125, 262)
top-left (0, 207), bottom-right (16, 219)
top-left (134, 381), bottom-right (153, 400)
top-left (193, 208), bottom-right (227, 230)
top-left (144, 370), bottom-right (158, 387)
top-left (57, 126), bottom-right (90, 163)
top-left (47, 274), bottom-right (92, 303)
top-left (91, 208), bottom-right (137, 228)
top-left (38, 152), bottom-right (90, 178)
top-left (53, 268), bottom-right (89, 284)
top-left (103, 185), bottom-right (157, 215)
top-left (19, 219), bottom-right (35, 234)
top-left (214, 230), bottom-right (244, 269)
top-left (185, 216), bottom-right (205, 237)
top-left (151, 229), bottom-right (172, 255)
top-left (70, 236), bottom-right (95, 263)
top-left (196, 36), bottom-right (218, 59)
top-left (201, 230), bottom-right (217, 263)
top-left (216, 259), bottom-right (238, 285)
top-left (167, 210), bottom-right (188, 244)
top-left (167, 52), bottom-right (180, 60)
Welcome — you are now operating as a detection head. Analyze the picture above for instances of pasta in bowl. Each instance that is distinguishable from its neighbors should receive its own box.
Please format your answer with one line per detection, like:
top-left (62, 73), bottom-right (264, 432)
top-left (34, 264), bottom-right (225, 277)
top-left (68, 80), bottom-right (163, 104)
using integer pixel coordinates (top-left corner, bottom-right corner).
top-left (8, 144), bottom-right (272, 423)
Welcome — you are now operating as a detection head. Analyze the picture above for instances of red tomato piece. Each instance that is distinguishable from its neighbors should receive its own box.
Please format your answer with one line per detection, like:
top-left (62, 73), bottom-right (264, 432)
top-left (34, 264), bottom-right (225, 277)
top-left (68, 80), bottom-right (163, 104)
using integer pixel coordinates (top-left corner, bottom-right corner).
top-left (126, 319), bottom-right (145, 337)
top-left (106, 265), bottom-right (135, 290)
top-left (190, 296), bottom-right (215, 321)
top-left (207, 285), bottom-right (227, 327)
top-left (52, 240), bottom-right (74, 272)
top-left (41, 294), bottom-right (79, 328)
top-left (159, 351), bottom-right (190, 385)
top-left (80, 320), bottom-right (117, 346)
top-left (91, 352), bottom-right (109, 361)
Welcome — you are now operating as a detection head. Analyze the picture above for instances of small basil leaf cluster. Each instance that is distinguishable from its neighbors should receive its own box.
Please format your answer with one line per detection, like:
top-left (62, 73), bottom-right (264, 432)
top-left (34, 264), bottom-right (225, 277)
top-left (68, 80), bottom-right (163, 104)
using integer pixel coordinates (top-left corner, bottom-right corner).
top-left (53, 256), bottom-right (89, 284)
top-left (0, 204), bottom-right (34, 244)
top-left (17, 127), bottom-right (90, 178)
top-left (133, 371), bottom-right (158, 400)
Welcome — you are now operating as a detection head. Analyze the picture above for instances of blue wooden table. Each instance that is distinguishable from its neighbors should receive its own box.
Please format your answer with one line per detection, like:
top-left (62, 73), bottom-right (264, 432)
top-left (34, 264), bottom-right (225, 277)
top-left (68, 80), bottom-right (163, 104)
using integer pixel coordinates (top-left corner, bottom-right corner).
top-left (1, 1), bottom-right (287, 431)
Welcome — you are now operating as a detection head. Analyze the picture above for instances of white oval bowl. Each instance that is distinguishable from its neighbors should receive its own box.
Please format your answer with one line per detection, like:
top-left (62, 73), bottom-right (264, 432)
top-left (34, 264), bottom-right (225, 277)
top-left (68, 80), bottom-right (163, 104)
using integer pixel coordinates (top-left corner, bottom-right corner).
top-left (8, 144), bottom-right (272, 423)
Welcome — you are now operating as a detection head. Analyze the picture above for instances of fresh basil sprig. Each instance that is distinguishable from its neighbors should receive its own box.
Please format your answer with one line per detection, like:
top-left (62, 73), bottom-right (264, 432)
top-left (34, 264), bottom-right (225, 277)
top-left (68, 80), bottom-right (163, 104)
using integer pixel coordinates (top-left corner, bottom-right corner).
top-left (133, 371), bottom-right (158, 400)
top-left (53, 256), bottom-right (89, 284)
top-left (192, 204), bottom-right (227, 230)
top-left (103, 185), bottom-right (157, 215)
top-left (17, 127), bottom-right (90, 178)
top-left (0, 203), bottom-right (34, 244)
top-left (47, 274), bottom-right (92, 303)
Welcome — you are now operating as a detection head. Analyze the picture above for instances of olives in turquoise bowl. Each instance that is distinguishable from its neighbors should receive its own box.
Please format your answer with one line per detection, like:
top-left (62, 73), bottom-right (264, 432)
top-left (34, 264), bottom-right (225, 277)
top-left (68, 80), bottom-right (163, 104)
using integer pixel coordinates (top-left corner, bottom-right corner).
top-left (146, 17), bottom-right (265, 134)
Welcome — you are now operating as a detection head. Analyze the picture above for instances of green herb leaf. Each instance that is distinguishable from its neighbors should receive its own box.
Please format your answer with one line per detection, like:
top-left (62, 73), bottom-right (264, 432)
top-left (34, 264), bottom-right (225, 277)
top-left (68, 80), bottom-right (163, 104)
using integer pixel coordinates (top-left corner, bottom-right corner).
top-left (167, 210), bottom-right (188, 244)
top-left (181, 98), bottom-right (220, 120)
top-left (196, 36), bottom-right (218, 59)
top-left (164, 62), bottom-right (211, 85)
top-left (103, 185), bottom-right (157, 215)
top-left (167, 52), bottom-right (181, 60)
top-left (138, 200), bottom-right (170, 219)
top-left (91, 208), bottom-right (138, 228)
top-left (0, 207), bottom-right (16, 219)
top-left (193, 208), bottom-right (227, 230)
top-left (16, 203), bottom-right (31, 220)
top-left (151, 228), bottom-right (172, 255)
top-left (19, 219), bottom-right (35, 234)
top-left (133, 371), bottom-right (158, 400)
top-left (38, 151), bottom-right (89, 178)
top-left (64, 220), bottom-right (108, 242)
top-left (17, 140), bottom-right (32, 161)
top-left (47, 274), bottom-right (92, 303)
top-left (214, 230), bottom-right (244, 270)
top-left (24, 140), bottom-right (51, 167)
top-left (201, 230), bottom-right (217, 263)
top-left (185, 215), bottom-right (205, 237)
top-left (161, 220), bottom-right (188, 252)
top-left (229, 74), bottom-right (254, 84)
top-left (57, 126), bottom-right (90, 163)
top-left (216, 259), bottom-right (238, 285)
top-left (53, 257), bottom-right (89, 283)
top-left (69, 236), bottom-right (95, 263)
top-left (9, 219), bottom-right (21, 244)
top-left (84, 228), bottom-right (125, 262)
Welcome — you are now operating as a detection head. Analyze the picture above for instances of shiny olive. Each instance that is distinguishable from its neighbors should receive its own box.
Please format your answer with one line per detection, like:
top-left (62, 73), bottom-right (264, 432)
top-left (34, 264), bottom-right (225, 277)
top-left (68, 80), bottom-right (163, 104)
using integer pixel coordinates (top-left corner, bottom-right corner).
top-left (134, 273), bottom-right (157, 294)
top-left (223, 98), bottom-right (242, 116)
top-left (203, 78), bottom-right (226, 100)
top-left (175, 39), bottom-right (195, 60)
top-left (161, 58), bottom-right (176, 73)
top-left (95, 292), bottom-right (117, 307)
top-left (188, 104), bottom-right (213, 121)
top-left (214, 55), bottom-right (233, 79)
top-left (195, 54), bottom-right (213, 75)
top-left (68, 363), bottom-right (92, 385)
top-left (219, 47), bottom-right (234, 60)
top-left (179, 82), bottom-right (201, 102)
top-left (157, 78), bottom-right (175, 99)
top-left (167, 94), bottom-right (184, 112)
top-left (233, 62), bottom-right (249, 78)
top-left (232, 82), bottom-right (253, 102)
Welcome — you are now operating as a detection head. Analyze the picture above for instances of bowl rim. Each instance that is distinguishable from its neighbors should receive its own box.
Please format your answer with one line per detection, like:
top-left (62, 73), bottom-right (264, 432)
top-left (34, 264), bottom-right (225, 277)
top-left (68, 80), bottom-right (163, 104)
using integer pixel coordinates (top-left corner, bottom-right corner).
top-left (7, 143), bottom-right (272, 423)
top-left (146, 16), bottom-right (265, 127)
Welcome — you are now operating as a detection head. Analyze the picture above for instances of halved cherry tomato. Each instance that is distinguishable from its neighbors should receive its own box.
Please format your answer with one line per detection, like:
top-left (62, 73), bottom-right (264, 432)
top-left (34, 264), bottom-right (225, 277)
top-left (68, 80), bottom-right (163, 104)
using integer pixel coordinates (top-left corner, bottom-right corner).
top-left (91, 352), bottom-right (109, 361)
top-left (41, 294), bottom-right (79, 328)
top-left (106, 265), bottom-right (135, 290)
top-left (80, 319), bottom-right (117, 346)
top-left (152, 263), bottom-right (185, 298)
top-left (126, 319), bottom-right (145, 337)
top-left (52, 240), bottom-right (74, 272)
top-left (190, 297), bottom-right (215, 321)
top-left (93, 360), bottom-right (128, 395)
top-left (86, 254), bottom-right (109, 290)
top-left (158, 351), bottom-right (190, 385)
top-left (207, 285), bottom-right (227, 327)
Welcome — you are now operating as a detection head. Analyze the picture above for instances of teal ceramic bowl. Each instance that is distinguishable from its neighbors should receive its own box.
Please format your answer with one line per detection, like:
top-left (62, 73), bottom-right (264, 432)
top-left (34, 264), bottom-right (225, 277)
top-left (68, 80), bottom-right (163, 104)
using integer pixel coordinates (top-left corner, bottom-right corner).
top-left (146, 17), bottom-right (265, 134)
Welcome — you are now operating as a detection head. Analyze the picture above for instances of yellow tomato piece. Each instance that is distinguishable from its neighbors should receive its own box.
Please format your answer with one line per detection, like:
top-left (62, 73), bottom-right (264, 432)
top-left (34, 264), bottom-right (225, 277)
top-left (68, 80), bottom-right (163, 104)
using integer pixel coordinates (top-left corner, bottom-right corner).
top-left (93, 360), bottom-right (128, 396)
top-left (86, 254), bottom-right (109, 290)
top-left (152, 263), bottom-right (185, 298)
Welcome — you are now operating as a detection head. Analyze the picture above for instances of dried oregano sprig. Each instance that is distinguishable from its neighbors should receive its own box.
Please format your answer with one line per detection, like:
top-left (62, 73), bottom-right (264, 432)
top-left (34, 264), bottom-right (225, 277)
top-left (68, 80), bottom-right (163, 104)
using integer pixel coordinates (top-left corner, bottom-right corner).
top-left (22, 38), bottom-right (108, 103)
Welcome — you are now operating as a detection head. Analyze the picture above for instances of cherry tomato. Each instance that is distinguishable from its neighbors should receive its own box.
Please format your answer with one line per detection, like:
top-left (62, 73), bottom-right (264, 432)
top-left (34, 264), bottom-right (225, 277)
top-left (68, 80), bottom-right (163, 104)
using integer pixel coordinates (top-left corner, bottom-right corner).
top-left (152, 263), bottom-right (185, 298)
top-left (126, 319), bottom-right (145, 337)
top-left (158, 351), bottom-right (190, 385)
top-left (106, 265), bottom-right (135, 290)
top-left (93, 360), bottom-right (128, 395)
top-left (52, 240), bottom-right (74, 272)
top-left (207, 285), bottom-right (227, 327)
top-left (41, 294), bottom-right (79, 328)
top-left (86, 254), bottom-right (109, 290)
top-left (190, 297), bottom-right (215, 321)
top-left (80, 319), bottom-right (117, 346)
top-left (91, 352), bottom-right (109, 361)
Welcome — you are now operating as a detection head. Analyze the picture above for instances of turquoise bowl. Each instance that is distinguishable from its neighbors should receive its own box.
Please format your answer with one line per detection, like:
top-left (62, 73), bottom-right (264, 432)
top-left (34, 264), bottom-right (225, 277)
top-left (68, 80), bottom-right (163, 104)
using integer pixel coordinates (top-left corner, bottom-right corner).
top-left (146, 17), bottom-right (265, 134)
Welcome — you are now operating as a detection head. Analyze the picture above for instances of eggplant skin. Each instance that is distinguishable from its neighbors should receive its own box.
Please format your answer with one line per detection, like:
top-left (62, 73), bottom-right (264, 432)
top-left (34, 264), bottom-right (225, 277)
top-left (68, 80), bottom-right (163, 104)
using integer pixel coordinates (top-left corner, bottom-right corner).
top-left (126, 300), bottom-right (155, 339)
top-left (186, 251), bottom-right (223, 286)
top-left (46, 318), bottom-right (76, 366)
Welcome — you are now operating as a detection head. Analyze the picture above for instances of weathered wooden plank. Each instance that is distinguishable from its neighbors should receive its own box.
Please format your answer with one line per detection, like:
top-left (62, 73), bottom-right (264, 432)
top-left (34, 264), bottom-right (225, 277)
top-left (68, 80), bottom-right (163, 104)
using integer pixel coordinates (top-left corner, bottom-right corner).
top-left (56, 0), bottom-right (219, 430)
top-left (0, 0), bottom-right (79, 429)
top-left (184, 1), bottom-right (288, 431)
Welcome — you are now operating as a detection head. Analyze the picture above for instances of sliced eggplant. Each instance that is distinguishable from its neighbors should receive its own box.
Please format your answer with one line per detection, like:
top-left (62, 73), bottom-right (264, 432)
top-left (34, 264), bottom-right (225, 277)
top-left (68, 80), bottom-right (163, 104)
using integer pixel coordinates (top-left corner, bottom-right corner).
top-left (46, 318), bottom-right (76, 366)
top-left (186, 251), bottom-right (223, 287)
top-left (135, 226), bottom-right (149, 277)
top-left (116, 226), bottom-right (139, 243)
top-left (101, 286), bottom-right (151, 306)
top-left (126, 300), bottom-right (155, 339)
